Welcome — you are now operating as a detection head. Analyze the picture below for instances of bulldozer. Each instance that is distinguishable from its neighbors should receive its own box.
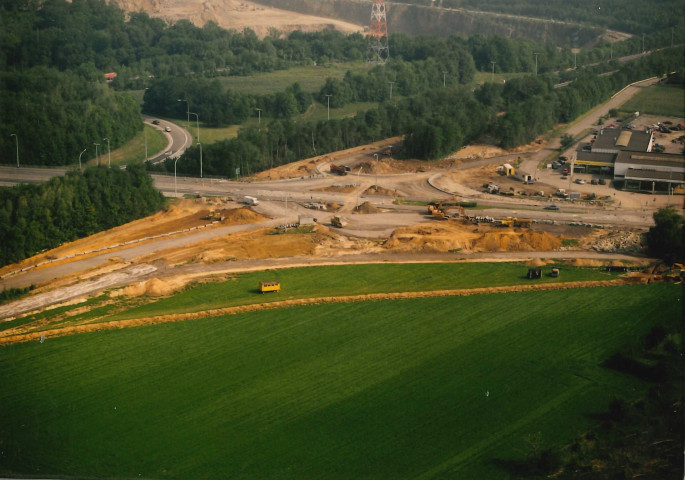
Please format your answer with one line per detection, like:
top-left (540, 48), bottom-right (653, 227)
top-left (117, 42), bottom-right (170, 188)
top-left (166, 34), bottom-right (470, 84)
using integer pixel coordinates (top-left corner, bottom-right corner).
top-left (203, 209), bottom-right (223, 221)
top-left (331, 216), bottom-right (347, 228)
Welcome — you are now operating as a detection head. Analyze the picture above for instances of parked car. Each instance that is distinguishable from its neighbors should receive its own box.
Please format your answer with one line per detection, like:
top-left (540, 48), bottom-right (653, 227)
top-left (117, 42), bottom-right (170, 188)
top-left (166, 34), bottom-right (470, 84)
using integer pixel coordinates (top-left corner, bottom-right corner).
top-left (152, 120), bottom-right (160, 125)
top-left (552, 161), bottom-right (560, 169)
top-left (165, 126), bottom-right (171, 132)
top-left (575, 179), bottom-right (585, 184)
top-left (544, 205), bottom-right (559, 210)
top-left (598, 178), bottom-right (606, 185)
top-left (591, 179), bottom-right (599, 185)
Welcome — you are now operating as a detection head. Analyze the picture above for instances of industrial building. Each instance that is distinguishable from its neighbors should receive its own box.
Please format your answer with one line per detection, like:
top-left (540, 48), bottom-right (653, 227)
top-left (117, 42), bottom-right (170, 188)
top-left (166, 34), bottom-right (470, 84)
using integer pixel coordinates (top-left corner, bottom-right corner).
top-left (615, 151), bottom-right (685, 194)
top-left (571, 127), bottom-right (684, 193)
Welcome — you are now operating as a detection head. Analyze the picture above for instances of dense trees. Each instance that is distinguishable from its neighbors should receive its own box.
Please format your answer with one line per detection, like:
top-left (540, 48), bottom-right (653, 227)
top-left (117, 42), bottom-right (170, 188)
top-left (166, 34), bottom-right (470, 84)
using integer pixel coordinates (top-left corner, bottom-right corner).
top-left (0, 164), bottom-right (165, 266)
top-left (142, 78), bottom-right (312, 126)
top-left (0, 66), bottom-right (141, 166)
top-left (647, 208), bottom-right (684, 261)
top-left (397, 0), bottom-right (684, 34)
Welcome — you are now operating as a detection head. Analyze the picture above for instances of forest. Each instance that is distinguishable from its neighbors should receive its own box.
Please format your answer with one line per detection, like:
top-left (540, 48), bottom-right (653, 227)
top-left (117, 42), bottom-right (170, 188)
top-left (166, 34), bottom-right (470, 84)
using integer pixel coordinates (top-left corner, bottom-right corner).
top-left (0, 164), bottom-right (165, 267)
top-left (152, 46), bottom-right (683, 179)
top-left (395, 0), bottom-right (684, 34)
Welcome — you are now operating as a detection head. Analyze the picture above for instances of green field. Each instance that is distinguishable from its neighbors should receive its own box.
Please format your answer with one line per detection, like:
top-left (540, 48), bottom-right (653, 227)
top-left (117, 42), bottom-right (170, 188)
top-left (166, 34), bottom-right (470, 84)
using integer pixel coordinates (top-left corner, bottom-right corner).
top-left (86, 124), bottom-right (167, 167)
top-left (1, 273), bottom-right (679, 479)
top-left (219, 62), bottom-right (368, 94)
top-left (105, 262), bottom-right (620, 321)
top-left (620, 84), bottom-right (685, 118)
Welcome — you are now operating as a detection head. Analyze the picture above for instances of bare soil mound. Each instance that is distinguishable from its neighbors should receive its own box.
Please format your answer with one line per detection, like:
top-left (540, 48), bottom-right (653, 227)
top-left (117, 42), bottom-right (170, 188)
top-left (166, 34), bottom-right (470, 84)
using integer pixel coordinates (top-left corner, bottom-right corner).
top-left (384, 222), bottom-right (562, 254)
top-left (113, 0), bottom-right (363, 38)
top-left (223, 207), bottom-right (268, 223)
top-left (363, 185), bottom-right (396, 196)
top-left (355, 202), bottom-right (381, 214)
top-left (113, 276), bottom-right (191, 297)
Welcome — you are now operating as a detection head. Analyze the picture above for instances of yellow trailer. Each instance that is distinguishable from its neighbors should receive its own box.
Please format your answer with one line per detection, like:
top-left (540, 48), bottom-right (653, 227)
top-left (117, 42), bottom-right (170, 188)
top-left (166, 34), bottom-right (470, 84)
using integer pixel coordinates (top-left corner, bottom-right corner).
top-left (259, 281), bottom-right (281, 293)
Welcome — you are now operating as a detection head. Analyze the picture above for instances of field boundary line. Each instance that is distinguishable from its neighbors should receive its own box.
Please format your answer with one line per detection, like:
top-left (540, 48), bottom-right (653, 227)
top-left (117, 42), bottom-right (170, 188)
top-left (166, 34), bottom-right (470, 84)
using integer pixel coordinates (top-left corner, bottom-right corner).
top-left (0, 279), bottom-right (639, 346)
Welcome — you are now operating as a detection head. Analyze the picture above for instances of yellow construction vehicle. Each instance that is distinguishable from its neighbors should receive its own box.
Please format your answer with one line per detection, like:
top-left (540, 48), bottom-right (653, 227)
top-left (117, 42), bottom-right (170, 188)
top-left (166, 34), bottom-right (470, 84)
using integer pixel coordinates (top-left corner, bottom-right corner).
top-left (202, 209), bottom-right (223, 221)
top-left (259, 281), bottom-right (281, 293)
top-left (331, 216), bottom-right (347, 228)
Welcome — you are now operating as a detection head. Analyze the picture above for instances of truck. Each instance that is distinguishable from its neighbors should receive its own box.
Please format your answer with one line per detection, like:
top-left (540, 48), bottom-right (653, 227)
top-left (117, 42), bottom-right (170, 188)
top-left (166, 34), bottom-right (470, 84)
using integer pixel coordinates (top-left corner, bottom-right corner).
top-left (330, 164), bottom-right (348, 176)
top-left (242, 195), bottom-right (259, 206)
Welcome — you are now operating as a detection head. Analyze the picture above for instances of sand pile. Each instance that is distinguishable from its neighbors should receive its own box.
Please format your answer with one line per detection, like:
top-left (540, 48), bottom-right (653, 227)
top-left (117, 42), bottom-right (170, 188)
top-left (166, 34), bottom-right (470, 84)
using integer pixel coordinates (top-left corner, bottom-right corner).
top-left (355, 202), bottom-right (381, 214)
top-left (383, 223), bottom-right (563, 254)
top-left (363, 185), bottom-right (396, 196)
top-left (223, 207), bottom-right (268, 223)
top-left (472, 230), bottom-right (561, 252)
top-left (113, 276), bottom-right (190, 297)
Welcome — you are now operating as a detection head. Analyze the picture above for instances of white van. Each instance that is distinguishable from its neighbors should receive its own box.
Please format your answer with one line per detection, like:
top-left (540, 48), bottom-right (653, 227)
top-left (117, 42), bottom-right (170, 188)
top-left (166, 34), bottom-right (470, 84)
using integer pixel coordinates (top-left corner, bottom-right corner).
top-left (242, 196), bottom-right (259, 206)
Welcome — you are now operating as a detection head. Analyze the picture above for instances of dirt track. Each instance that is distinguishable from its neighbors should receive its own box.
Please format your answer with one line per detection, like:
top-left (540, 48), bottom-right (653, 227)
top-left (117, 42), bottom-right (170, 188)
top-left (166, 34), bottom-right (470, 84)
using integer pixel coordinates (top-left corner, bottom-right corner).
top-left (0, 278), bottom-right (637, 346)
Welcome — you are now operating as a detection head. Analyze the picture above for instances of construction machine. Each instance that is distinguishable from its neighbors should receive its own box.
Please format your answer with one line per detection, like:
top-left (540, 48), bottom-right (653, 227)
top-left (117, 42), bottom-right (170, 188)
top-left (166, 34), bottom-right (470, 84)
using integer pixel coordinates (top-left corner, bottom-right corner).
top-left (203, 209), bottom-right (223, 221)
top-left (331, 216), bottom-right (347, 228)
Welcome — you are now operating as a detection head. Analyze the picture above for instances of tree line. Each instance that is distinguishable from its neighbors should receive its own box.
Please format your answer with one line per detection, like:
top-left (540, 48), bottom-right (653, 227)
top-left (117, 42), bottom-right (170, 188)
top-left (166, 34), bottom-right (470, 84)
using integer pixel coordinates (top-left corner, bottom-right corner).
top-left (0, 164), bottom-right (165, 267)
top-left (150, 46), bottom-right (683, 178)
top-left (0, 66), bottom-right (141, 166)
top-left (143, 78), bottom-right (312, 127)
top-left (398, 0), bottom-right (684, 35)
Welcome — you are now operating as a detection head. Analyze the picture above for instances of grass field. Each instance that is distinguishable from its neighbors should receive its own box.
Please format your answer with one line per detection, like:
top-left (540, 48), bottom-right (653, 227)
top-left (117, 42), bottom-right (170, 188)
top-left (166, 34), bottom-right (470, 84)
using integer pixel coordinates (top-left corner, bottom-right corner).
top-left (2, 266), bottom-right (678, 479)
top-left (219, 62), bottom-right (368, 94)
top-left (87, 125), bottom-right (167, 167)
top-left (103, 262), bottom-right (620, 321)
top-left (620, 84), bottom-right (685, 118)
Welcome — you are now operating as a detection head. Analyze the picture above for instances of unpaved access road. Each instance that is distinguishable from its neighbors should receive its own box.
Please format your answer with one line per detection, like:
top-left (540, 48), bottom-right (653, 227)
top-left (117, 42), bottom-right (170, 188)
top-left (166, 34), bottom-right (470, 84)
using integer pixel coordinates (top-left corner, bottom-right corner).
top-left (0, 251), bottom-right (649, 321)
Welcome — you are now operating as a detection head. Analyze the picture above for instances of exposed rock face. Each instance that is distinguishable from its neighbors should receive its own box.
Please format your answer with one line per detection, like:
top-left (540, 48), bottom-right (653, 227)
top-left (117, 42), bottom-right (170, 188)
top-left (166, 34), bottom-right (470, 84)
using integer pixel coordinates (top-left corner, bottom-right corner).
top-left (112, 0), bottom-right (364, 37)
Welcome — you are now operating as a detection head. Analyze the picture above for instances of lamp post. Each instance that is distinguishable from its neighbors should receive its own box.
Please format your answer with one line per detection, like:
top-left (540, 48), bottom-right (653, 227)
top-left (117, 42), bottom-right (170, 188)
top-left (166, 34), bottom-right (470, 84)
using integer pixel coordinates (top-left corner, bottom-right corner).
top-left (442, 71), bottom-right (447, 88)
top-left (490, 61), bottom-right (496, 82)
top-left (197, 142), bottom-right (202, 179)
top-left (174, 156), bottom-right (180, 197)
top-left (189, 112), bottom-right (200, 143)
top-left (325, 94), bottom-right (332, 120)
top-left (103, 137), bottom-right (111, 167)
top-left (356, 166), bottom-right (363, 209)
top-left (256, 108), bottom-right (262, 128)
top-left (94, 143), bottom-right (100, 166)
top-left (78, 148), bottom-right (87, 172)
top-left (177, 98), bottom-right (190, 129)
top-left (534, 52), bottom-right (539, 75)
top-left (9, 133), bottom-right (18, 168)
top-left (573, 52), bottom-right (577, 69)
top-left (388, 81), bottom-right (394, 100)
top-left (373, 153), bottom-right (379, 191)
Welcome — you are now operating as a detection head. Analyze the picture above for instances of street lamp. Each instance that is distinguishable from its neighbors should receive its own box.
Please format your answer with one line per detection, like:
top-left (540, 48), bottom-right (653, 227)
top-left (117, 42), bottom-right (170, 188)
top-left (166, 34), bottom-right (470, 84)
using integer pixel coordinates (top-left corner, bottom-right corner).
top-left (388, 81), bottom-right (394, 100)
top-left (189, 112), bottom-right (200, 143)
top-left (490, 61), bottom-right (496, 82)
top-left (373, 153), bottom-right (379, 191)
top-left (356, 166), bottom-right (363, 209)
top-left (174, 156), bottom-right (180, 197)
top-left (256, 108), bottom-right (262, 128)
top-left (9, 133), bottom-right (18, 168)
top-left (197, 142), bottom-right (202, 179)
top-left (442, 71), bottom-right (447, 88)
top-left (177, 98), bottom-right (190, 129)
top-left (94, 143), bottom-right (100, 166)
top-left (103, 137), bottom-right (111, 167)
top-left (534, 52), bottom-right (539, 75)
top-left (78, 148), bottom-right (87, 172)
top-left (325, 94), bottom-right (332, 120)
